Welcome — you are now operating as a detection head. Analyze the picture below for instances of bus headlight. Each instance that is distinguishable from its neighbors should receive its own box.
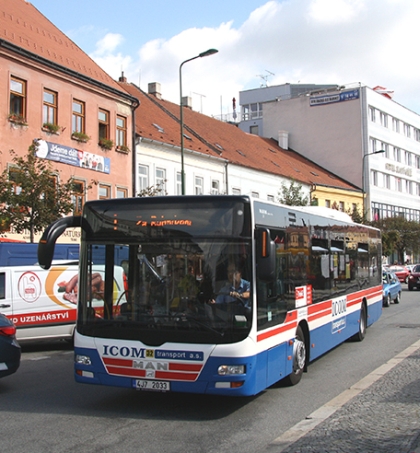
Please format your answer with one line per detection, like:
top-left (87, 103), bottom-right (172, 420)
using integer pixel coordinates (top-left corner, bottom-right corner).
top-left (75, 354), bottom-right (92, 365)
top-left (218, 365), bottom-right (245, 375)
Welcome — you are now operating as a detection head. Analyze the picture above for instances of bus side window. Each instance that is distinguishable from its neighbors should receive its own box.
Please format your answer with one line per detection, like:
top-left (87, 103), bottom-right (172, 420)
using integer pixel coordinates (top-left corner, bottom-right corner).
top-left (0, 272), bottom-right (5, 299)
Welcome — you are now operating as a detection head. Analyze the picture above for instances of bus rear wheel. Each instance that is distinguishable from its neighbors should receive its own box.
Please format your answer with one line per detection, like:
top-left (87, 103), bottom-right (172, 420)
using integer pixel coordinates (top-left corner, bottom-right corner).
top-left (351, 303), bottom-right (367, 342)
top-left (284, 325), bottom-right (306, 386)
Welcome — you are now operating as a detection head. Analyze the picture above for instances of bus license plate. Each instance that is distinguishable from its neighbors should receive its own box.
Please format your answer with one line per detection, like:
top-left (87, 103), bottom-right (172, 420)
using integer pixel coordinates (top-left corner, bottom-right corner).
top-left (133, 379), bottom-right (170, 391)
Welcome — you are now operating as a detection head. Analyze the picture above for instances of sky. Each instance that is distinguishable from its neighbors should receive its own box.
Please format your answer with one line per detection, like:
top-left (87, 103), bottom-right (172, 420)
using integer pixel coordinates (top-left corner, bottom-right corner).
top-left (29, 0), bottom-right (420, 117)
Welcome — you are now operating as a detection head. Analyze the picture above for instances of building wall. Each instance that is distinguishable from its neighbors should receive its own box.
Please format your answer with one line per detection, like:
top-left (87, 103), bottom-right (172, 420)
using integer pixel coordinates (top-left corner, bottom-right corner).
top-left (136, 140), bottom-right (308, 201)
top-left (1, 52), bottom-right (134, 241)
top-left (263, 89), bottom-right (363, 187)
top-left (262, 85), bottom-right (420, 221)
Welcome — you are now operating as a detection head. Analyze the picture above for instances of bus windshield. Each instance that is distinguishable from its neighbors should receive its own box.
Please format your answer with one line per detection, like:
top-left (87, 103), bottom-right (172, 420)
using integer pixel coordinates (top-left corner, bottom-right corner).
top-left (76, 197), bottom-right (252, 346)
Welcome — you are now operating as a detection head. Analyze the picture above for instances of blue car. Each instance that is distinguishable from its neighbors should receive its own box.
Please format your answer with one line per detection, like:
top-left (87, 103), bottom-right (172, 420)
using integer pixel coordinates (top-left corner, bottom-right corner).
top-left (0, 313), bottom-right (21, 378)
top-left (382, 270), bottom-right (402, 307)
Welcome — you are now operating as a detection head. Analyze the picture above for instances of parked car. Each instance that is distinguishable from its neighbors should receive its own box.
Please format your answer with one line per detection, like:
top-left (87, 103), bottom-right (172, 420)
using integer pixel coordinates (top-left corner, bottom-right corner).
top-left (408, 264), bottom-right (420, 290)
top-left (387, 265), bottom-right (410, 284)
top-left (0, 313), bottom-right (21, 378)
top-left (382, 270), bottom-right (402, 307)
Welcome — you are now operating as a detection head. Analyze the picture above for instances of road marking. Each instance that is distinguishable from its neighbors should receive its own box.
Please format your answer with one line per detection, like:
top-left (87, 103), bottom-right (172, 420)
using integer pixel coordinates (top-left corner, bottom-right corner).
top-left (267, 339), bottom-right (420, 451)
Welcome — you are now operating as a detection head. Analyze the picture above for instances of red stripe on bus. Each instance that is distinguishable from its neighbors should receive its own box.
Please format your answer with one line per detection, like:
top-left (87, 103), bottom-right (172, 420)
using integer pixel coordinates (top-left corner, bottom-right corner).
top-left (155, 371), bottom-right (199, 381)
top-left (257, 321), bottom-right (297, 342)
top-left (169, 363), bottom-right (202, 372)
top-left (106, 366), bottom-right (146, 378)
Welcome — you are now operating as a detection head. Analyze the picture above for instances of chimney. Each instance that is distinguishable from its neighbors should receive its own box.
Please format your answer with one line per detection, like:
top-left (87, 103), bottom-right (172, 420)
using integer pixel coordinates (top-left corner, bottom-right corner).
top-left (182, 96), bottom-right (193, 109)
top-left (278, 131), bottom-right (289, 149)
top-left (148, 82), bottom-right (162, 100)
top-left (118, 71), bottom-right (127, 83)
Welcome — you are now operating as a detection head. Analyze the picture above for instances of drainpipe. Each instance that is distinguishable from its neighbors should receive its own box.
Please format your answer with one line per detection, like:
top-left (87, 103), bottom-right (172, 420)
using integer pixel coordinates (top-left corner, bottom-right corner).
top-left (225, 162), bottom-right (229, 195)
top-left (131, 99), bottom-right (140, 197)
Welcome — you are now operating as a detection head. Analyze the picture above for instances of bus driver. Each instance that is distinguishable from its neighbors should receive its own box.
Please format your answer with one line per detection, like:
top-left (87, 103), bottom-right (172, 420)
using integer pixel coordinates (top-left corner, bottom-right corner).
top-left (209, 265), bottom-right (250, 308)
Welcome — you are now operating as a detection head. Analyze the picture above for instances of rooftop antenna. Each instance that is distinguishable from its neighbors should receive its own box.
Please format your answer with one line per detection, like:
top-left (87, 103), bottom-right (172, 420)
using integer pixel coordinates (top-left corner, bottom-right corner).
top-left (257, 69), bottom-right (275, 87)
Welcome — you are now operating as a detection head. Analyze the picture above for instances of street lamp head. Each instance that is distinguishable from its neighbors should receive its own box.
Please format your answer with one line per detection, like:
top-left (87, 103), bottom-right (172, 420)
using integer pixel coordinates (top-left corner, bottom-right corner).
top-left (374, 149), bottom-right (385, 155)
top-left (199, 48), bottom-right (218, 58)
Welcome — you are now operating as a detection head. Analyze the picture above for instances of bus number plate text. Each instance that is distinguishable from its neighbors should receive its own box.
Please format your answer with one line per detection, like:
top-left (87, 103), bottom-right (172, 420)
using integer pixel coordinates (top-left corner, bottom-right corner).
top-left (133, 379), bottom-right (170, 392)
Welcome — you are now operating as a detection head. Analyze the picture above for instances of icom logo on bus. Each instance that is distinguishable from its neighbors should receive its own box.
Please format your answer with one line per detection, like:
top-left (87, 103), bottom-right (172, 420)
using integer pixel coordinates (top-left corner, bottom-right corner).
top-left (331, 296), bottom-right (347, 334)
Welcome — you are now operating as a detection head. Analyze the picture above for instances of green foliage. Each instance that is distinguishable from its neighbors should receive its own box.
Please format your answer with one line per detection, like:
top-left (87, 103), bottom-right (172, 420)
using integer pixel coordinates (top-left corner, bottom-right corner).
top-left (137, 181), bottom-right (167, 197)
top-left (0, 146), bottom-right (75, 242)
top-left (277, 180), bottom-right (309, 206)
top-left (346, 204), bottom-right (364, 223)
top-left (370, 216), bottom-right (420, 263)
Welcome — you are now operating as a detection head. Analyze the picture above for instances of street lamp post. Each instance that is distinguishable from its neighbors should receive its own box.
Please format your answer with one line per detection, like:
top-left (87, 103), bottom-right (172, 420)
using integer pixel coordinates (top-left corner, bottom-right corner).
top-left (362, 149), bottom-right (385, 220)
top-left (179, 48), bottom-right (218, 195)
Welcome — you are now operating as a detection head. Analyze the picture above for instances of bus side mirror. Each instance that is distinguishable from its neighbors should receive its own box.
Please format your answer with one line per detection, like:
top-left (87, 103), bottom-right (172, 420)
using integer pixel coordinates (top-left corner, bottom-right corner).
top-left (38, 216), bottom-right (82, 269)
top-left (256, 228), bottom-right (276, 281)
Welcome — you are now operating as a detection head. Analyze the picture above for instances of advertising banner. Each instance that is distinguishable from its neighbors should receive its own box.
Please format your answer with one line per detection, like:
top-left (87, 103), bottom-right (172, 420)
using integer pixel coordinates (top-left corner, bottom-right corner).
top-left (34, 139), bottom-right (110, 174)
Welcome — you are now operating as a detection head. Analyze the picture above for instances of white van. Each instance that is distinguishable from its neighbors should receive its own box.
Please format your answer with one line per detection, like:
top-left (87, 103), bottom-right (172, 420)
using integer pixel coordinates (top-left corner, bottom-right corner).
top-left (0, 263), bottom-right (126, 342)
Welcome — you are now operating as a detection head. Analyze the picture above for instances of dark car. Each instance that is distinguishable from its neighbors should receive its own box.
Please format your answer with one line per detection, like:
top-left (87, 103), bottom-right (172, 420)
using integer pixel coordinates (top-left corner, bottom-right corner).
top-left (387, 265), bottom-right (410, 284)
top-left (408, 264), bottom-right (420, 291)
top-left (382, 270), bottom-right (402, 307)
top-left (0, 313), bottom-right (21, 378)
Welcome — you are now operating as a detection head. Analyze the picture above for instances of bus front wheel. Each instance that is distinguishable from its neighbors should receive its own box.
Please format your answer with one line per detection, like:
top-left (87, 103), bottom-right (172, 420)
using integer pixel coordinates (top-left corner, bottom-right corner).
top-left (284, 325), bottom-right (306, 386)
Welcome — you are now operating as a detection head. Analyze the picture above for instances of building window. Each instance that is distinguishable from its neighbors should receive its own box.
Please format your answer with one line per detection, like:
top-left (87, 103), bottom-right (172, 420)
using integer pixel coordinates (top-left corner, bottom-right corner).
top-left (232, 188), bottom-right (241, 195)
top-left (195, 176), bottom-right (204, 195)
top-left (251, 191), bottom-right (259, 198)
top-left (211, 180), bottom-right (219, 195)
top-left (72, 100), bottom-right (85, 133)
top-left (99, 184), bottom-right (111, 200)
top-left (116, 115), bottom-right (127, 147)
top-left (393, 147), bottom-right (401, 162)
top-left (380, 111), bottom-right (388, 127)
top-left (415, 128), bottom-right (420, 142)
top-left (392, 117), bottom-right (400, 133)
top-left (98, 109), bottom-right (110, 140)
top-left (138, 165), bottom-right (149, 193)
top-left (369, 107), bottom-right (376, 122)
top-left (156, 168), bottom-right (166, 193)
top-left (339, 201), bottom-right (344, 211)
top-left (405, 151), bottom-right (412, 166)
top-left (370, 138), bottom-right (377, 153)
top-left (267, 194), bottom-right (275, 202)
top-left (9, 168), bottom-right (22, 194)
top-left (116, 187), bottom-right (128, 198)
top-left (250, 125), bottom-right (259, 135)
top-left (372, 170), bottom-right (379, 187)
top-left (325, 200), bottom-right (331, 208)
top-left (381, 142), bottom-right (389, 158)
top-left (404, 123), bottom-right (411, 138)
top-left (385, 174), bottom-right (391, 189)
top-left (71, 180), bottom-right (85, 216)
top-left (43, 89), bottom-right (57, 125)
top-left (10, 76), bottom-right (26, 119)
top-left (396, 177), bottom-right (402, 192)
top-left (176, 172), bottom-right (182, 195)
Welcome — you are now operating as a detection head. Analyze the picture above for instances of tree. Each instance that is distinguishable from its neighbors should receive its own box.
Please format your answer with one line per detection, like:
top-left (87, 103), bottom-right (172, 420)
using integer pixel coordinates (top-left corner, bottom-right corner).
top-left (137, 180), bottom-right (167, 197)
top-left (370, 216), bottom-right (420, 263)
top-left (0, 146), bottom-right (75, 243)
top-left (277, 180), bottom-right (309, 206)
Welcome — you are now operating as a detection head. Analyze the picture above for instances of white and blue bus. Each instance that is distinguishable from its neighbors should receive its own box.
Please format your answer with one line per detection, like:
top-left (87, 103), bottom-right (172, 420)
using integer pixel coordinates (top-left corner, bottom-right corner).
top-left (38, 196), bottom-right (382, 396)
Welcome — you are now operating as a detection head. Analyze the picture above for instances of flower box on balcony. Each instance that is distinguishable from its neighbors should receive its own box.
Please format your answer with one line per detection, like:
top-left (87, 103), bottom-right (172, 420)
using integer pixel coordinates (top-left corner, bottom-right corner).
top-left (71, 132), bottom-right (90, 143)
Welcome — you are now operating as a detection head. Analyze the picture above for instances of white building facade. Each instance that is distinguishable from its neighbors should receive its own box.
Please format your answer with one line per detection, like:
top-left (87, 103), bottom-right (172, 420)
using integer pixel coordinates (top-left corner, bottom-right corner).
top-left (248, 84), bottom-right (420, 221)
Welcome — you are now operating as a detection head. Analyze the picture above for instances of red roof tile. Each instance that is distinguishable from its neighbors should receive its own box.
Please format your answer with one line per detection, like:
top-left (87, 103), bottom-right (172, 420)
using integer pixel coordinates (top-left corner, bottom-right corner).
top-left (121, 82), bottom-right (359, 191)
top-left (0, 0), bottom-right (127, 94)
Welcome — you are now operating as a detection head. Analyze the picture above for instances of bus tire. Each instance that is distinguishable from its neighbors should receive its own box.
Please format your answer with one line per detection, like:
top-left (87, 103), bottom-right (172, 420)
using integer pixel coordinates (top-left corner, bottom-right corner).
top-left (351, 303), bottom-right (367, 342)
top-left (284, 325), bottom-right (306, 386)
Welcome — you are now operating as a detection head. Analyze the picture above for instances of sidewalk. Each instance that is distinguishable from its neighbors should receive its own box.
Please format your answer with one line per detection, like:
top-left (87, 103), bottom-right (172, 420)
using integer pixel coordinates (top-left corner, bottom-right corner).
top-left (265, 339), bottom-right (420, 453)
